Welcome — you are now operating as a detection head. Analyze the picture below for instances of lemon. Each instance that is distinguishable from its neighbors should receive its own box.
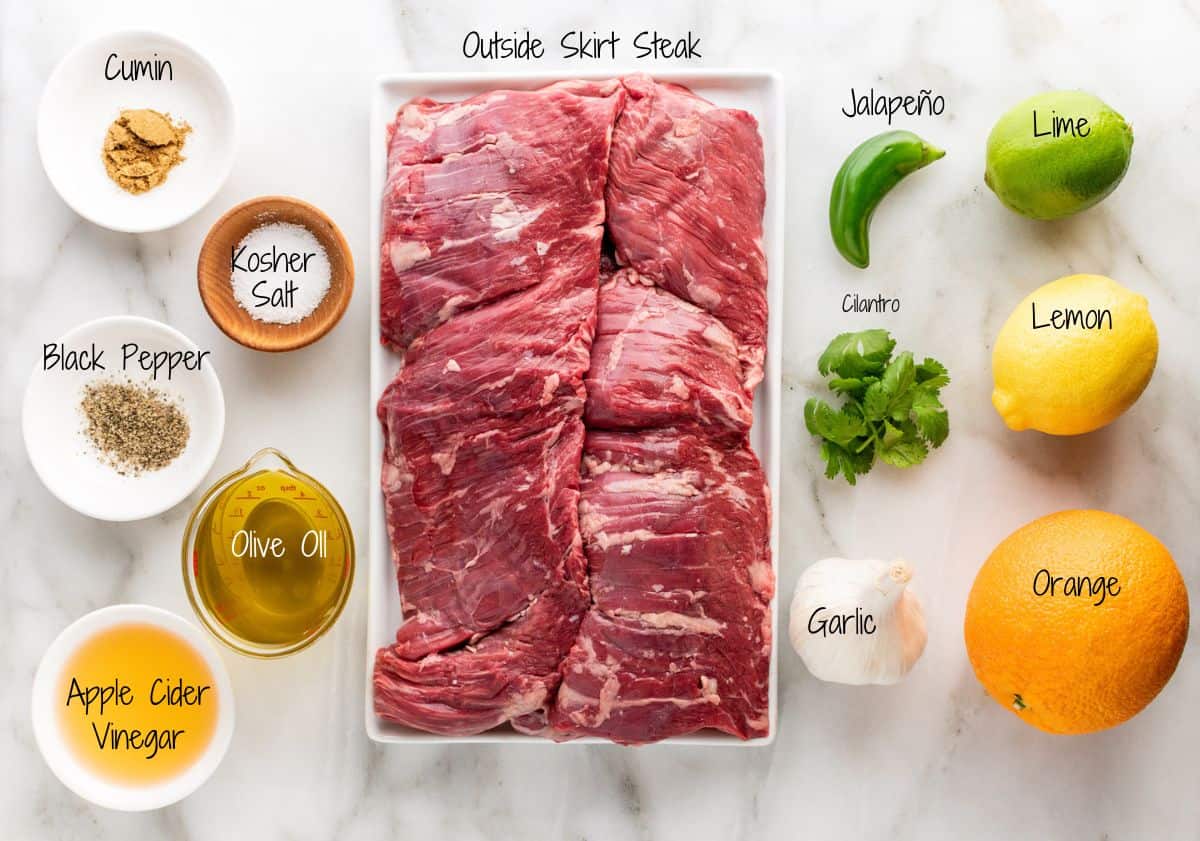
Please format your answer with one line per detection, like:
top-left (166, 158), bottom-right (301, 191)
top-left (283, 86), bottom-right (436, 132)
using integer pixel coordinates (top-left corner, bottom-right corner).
top-left (992, 274), bottom-right (1157, 435)
top-left (985, 91), bottom-right (1133, 219)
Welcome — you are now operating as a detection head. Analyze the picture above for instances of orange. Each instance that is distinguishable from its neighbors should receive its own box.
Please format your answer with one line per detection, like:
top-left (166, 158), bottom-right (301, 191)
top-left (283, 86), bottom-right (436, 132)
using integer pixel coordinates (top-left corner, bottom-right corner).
top-left (964, 510), bottom-right (1188, 735)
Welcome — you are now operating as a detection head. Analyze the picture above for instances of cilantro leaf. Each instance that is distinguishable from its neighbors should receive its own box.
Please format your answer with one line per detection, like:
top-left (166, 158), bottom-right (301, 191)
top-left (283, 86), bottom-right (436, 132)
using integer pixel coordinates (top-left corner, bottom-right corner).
top-left (861, 381), bottom-right (890, 421)
top-left (817, 330), bottom-right (896, 379)
top-left (888, 388), bottom-right (916, 423)
top-left (880, 419), bottom-right (906, 448)
top-left (915, 357), bottom-right (950, 391)
top-left (877, 435), bottom-right (929, 468)
top-left (911, 387), bottom-right (949, 448)
top-left (881, 351), bottom-right (916, 400)
top-left (804, 398), bottom-right (866, 447)
top-left (828, 377), bottom-right (871, 397)
top-left (861, 352), bottom-right (915, 421)
top-left (821, 440), bottom-right (874, 485)
top-left (876, 420), bottom-right (929, 468)
top-left (806, 330), bottom-right (951, 484)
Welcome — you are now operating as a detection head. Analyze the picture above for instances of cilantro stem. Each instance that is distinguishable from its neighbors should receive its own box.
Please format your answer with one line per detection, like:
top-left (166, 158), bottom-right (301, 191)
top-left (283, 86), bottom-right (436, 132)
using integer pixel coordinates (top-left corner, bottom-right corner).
top-left (855, 421), bottom-right (880, 453)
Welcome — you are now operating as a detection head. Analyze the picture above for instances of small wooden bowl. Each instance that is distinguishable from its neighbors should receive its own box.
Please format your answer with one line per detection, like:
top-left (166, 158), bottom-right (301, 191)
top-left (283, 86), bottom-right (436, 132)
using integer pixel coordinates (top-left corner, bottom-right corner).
top-left (198, 196), bottom-right (353, 352)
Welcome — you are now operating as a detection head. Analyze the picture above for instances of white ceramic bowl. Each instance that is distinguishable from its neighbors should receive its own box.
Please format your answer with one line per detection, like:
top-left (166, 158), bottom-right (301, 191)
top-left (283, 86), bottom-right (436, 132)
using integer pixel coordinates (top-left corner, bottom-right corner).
top-left (31, 604), bottom-right (235, 811)
top-left (38, 30), bottom-right (236, 233)
top-left (23, 315), bottom-right (225, 521)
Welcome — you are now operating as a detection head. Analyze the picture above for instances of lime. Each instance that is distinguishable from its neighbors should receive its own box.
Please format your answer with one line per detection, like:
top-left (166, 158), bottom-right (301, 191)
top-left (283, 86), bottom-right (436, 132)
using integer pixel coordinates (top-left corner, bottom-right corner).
top-left (985, 91), bottom-right (1133, 220)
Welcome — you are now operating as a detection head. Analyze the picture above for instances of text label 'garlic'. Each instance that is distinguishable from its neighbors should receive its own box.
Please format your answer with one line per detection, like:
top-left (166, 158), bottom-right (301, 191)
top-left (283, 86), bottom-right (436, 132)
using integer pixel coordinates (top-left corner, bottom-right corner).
top-left (789, 557), bottom-right (927, 686)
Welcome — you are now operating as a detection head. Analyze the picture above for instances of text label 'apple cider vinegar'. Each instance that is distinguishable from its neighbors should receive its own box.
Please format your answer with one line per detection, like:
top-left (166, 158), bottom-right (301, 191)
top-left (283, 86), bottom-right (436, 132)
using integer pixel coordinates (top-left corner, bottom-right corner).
top-left (57, 622), bottom-right (218, 785)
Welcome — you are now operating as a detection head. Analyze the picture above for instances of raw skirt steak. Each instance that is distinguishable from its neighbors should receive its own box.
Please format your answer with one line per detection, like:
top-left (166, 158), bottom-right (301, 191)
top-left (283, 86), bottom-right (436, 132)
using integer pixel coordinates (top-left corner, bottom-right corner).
top-left (605, 74), bottom-right (768, 391)
top-left (376, 269), bottom-right (595, 660)
top-left (373, 80), bottom-right (617, 735)
top-left (551, 430), bottom-right (772, 744)
top-left (379, 79), bottom-right (625, 351)
top-left (585, 267), bottom-right (752, 440)
top-left (375, 75), bottom-right (772, 744)
top-left (375, 576), bottom-right (588, 736)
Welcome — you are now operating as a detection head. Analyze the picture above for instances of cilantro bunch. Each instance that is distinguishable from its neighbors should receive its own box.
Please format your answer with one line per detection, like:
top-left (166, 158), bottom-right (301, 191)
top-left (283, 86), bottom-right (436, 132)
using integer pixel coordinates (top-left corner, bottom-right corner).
top-left (805, 329), bottom-right (950, 484)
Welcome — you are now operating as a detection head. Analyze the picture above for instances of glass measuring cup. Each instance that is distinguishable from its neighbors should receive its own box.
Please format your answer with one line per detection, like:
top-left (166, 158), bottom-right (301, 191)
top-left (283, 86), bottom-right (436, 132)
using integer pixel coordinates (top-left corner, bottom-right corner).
top-left (181, 448), bottom-right (354, 658)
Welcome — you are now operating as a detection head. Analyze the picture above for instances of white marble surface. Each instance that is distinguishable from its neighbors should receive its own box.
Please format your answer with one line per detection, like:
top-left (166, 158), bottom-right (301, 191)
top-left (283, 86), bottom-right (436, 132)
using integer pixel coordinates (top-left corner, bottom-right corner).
top-left (4, 0), bottom-right (1199, 837)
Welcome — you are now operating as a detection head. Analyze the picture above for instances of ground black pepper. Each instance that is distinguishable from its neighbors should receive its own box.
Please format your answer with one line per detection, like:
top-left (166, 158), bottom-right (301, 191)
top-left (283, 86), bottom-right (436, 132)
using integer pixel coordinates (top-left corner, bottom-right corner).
top-left (80, 380), bottom-right (190, 475)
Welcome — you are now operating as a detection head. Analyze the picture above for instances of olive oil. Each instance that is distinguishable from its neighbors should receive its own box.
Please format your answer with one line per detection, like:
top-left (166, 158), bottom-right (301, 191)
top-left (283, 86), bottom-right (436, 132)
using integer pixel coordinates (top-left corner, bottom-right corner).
top-left (188, 451), bottom-right (352, 653)
top-left (57, 623), bottom-right (218, 786)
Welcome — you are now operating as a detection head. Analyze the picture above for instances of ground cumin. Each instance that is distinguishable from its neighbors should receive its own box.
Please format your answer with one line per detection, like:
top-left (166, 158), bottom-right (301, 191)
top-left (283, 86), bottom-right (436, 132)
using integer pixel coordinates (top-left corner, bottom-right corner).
top-left (101, 108), bottom-right (191, 194)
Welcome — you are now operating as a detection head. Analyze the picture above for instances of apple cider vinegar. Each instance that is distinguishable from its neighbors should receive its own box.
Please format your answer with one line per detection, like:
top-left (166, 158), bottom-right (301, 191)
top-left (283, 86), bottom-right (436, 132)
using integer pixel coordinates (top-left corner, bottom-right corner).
top-left (57, 622), bottom-right (219, 786)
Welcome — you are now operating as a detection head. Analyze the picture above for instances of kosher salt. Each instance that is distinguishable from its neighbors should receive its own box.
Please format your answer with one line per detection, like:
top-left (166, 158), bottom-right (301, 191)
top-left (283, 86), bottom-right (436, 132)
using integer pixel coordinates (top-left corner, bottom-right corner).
top-left (231, 221), bottom-right (331, 325)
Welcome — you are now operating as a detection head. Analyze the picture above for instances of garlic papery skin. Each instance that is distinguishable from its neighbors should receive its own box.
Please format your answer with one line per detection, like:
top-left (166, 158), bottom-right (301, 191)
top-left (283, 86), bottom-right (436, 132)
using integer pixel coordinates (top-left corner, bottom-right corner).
top-left (788, 557), bottom-right (927, 686)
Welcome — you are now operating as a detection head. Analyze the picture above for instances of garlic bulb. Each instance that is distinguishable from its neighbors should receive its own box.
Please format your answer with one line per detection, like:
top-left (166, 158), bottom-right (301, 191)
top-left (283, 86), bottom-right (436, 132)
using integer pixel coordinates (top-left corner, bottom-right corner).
top-left (788, 557), bottom-right (927, 685)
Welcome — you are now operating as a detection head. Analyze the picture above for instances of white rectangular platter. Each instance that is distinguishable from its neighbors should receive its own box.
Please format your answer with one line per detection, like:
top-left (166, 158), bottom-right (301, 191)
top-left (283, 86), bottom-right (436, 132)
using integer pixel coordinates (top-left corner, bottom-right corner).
top-left (367, 70), bottom-right (784, 745)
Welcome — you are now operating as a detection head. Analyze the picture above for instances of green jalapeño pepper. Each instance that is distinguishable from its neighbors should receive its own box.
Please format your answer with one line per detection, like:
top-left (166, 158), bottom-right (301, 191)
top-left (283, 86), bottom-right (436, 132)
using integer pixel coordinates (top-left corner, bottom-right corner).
top-left (829, 130), bottom-right (944, 269)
